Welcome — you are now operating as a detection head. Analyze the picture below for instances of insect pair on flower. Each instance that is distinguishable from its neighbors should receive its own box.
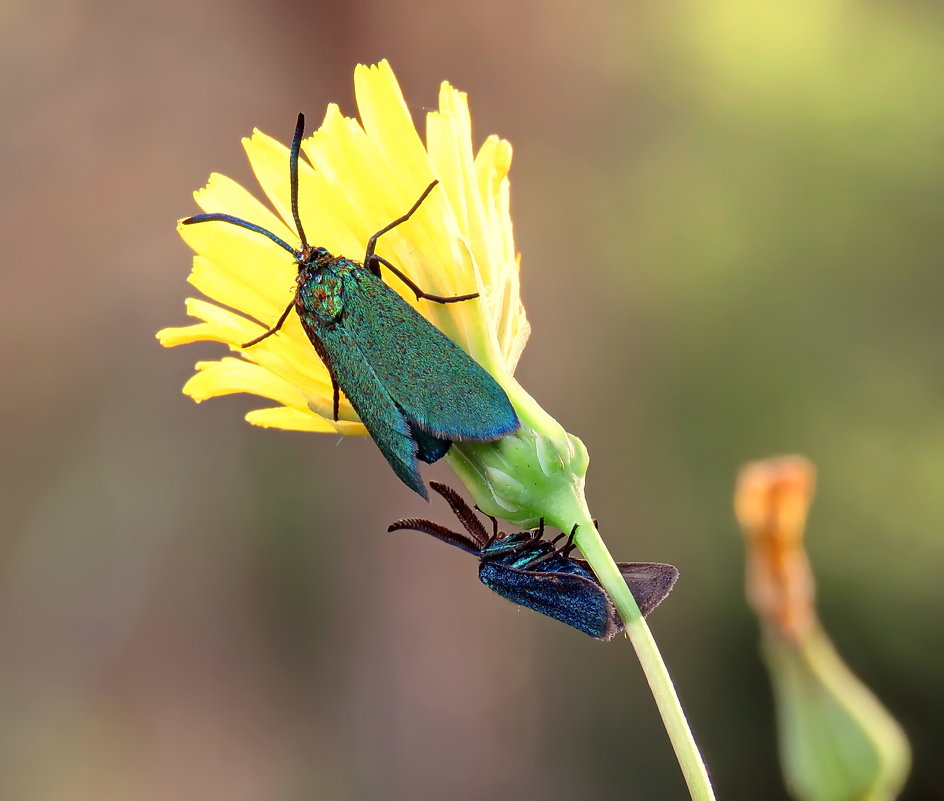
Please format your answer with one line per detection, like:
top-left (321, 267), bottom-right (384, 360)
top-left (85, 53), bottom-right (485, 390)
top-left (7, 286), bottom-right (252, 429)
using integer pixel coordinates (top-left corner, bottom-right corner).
top-left (169, 102), bottom-right (676, 639)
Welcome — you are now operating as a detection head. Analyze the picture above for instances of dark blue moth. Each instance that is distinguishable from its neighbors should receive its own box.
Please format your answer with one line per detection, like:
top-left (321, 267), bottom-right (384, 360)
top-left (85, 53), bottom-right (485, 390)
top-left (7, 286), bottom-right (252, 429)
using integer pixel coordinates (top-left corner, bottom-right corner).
top-left (182, 114), bottom-right (519, 499)
top-left (388, 482), bottom-right (679, 640)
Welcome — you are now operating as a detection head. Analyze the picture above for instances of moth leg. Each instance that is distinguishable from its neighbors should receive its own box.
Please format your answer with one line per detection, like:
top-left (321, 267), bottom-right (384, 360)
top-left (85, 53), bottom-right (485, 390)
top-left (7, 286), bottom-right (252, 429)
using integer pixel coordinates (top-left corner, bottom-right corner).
top-left (369, 255), bottom-right (479, 304)
top-left (521, 546), bottom-right (562, 570)
top-left (474, 505), bottom-right (500, 539)
top-left (560, 525), bottom-right (579, 559)
top-left (242, 299), bottom-right (295, 348)
top-left (493, 536), bottom-right (544, 560)
top-left (332, 375), bottom-right (340, 422)
top-left (364, 181), bottom-right (439, 272)
top-left (522, 523), bottom-right (574, 570)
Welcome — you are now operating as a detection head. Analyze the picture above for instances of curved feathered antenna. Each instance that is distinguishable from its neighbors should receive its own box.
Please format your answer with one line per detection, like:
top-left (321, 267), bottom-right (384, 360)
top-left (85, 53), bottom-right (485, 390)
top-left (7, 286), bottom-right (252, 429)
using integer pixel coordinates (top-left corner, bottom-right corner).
top-left (388, 481), bottom-right (494, 554)
top-left (427, 481), bottom-right (491, 549)
top-left (387, 517), bottom-right (481, 555)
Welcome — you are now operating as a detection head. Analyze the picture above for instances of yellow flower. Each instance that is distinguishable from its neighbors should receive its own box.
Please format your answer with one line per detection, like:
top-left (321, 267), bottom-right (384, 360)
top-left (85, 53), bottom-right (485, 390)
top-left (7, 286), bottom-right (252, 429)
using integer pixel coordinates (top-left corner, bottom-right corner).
top-left (157, 62), bottom-right (715, 796)
top-left (158, 60), bottom-right (529, 436)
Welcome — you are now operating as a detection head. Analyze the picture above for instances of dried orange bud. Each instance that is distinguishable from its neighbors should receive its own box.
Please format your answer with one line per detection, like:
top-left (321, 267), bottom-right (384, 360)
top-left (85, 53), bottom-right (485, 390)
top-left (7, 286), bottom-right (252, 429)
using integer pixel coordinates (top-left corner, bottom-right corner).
top-left (734, 455), bottom-right (910, 801)
top-left (734, 455), bottom-right (816, 641)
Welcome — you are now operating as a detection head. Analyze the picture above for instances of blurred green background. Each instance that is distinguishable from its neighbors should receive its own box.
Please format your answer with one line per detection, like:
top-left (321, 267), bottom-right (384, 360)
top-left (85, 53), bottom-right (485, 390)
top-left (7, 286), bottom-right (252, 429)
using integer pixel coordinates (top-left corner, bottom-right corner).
top-left (2, 0), bottom-right (942, 798)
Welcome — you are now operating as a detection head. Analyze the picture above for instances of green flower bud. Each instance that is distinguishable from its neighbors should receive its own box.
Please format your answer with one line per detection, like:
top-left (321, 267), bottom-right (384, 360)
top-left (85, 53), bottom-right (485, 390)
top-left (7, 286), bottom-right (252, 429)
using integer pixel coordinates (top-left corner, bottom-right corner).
top-left (736, 456), bottom-right (911, 801)
top-left (765, 629), bottom-right (911, 801)
top-left (445, 377), bottom-right (589, 531)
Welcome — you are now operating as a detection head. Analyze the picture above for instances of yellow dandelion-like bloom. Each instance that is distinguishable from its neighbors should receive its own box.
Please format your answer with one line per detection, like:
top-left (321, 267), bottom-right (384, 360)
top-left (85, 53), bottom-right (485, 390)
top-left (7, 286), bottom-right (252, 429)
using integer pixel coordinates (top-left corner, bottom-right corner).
top-left (158, 61), bottom-right (715, 797)
top-left (158, 60), bottom-right (529, 437)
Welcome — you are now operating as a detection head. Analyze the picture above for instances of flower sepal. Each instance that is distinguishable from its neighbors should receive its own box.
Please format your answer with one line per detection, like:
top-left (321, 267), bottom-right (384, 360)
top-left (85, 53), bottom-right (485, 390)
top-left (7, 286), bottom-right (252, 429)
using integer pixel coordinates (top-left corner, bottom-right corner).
top-left (445, 378), bottom-right (589, 530)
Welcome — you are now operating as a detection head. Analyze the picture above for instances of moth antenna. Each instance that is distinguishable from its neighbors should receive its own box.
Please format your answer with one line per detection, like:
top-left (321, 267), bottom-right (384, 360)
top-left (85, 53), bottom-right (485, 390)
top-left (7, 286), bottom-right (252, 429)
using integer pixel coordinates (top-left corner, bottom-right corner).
top-left (289, 112), bottom-right (309, 249)
top-left (561, 524), bottom-right (579, 558)
top-left (388, 517), bottom-right (481, 555)
top-left (428, 482), bottom-right (490, 548)
top-left (181, 214), bottom-right (296, 255)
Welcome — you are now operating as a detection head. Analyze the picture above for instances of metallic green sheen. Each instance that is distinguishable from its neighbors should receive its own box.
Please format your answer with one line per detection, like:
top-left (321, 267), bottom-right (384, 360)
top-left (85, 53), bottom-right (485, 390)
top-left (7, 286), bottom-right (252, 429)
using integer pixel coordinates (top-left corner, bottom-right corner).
top-left (295, 249), bottom-right (519, 499)
top-left (181, 115), bottom-right (518, 499)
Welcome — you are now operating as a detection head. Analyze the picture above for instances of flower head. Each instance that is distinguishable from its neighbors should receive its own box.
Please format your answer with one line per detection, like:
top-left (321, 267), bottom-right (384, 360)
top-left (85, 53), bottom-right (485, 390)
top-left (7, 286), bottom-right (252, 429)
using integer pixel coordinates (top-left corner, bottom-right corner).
top-left (735, 455), bottom-right (817, 641)
top-left (158, 63), bottom-right (709, 795)
top-left (158, 60), bottom-right (529, 436)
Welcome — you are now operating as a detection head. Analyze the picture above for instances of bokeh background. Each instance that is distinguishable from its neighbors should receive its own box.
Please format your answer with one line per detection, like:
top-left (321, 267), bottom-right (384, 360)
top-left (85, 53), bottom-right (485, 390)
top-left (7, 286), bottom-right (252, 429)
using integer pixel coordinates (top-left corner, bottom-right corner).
top-left (2, 0), bottom-right (942, 798)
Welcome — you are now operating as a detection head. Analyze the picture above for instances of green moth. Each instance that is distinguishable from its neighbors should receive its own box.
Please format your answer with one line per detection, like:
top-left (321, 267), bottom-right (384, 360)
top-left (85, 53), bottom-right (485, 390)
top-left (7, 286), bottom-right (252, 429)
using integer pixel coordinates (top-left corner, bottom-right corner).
top-left (182, 114), bottom-right (519, 498)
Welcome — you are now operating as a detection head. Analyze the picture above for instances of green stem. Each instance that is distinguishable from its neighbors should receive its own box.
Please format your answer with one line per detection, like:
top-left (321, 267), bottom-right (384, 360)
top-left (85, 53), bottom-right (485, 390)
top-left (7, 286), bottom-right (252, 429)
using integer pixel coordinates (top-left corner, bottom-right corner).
top-left (447, 415), bottom-right (714, 798)
top-left (548, 497), bottom-right (716, 801)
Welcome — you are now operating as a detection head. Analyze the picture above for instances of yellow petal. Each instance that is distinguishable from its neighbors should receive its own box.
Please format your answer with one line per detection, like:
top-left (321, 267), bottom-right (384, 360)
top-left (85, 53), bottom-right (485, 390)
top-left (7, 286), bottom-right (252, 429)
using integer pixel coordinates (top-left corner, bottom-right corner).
top-left (161, 61), bottom-right (529, 438)
top-left (186, 253), bottom-right (295, 328)
top-left (303, 104), bottom-right (392, 231)
top-left (184, 359), bottom-right (366, 436)
top-left (355, 61), bottom-right (432, 189)
top-left (157, 298), bottom-right (258, 348)
top-left (193, 172), bottom-right (296, 243)
top-left (183, 357), bottom-right (311, 409)
top-left (241, 129), bottom-right (360, 258)
top-left (246, 406), bottom-right (365, 435)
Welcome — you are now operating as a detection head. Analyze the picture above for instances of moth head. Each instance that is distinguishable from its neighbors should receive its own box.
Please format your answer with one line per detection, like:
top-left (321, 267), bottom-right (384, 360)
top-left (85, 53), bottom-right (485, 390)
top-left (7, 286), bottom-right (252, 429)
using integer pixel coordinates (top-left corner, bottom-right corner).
top-left (297, 245), bottom-right (333, 275)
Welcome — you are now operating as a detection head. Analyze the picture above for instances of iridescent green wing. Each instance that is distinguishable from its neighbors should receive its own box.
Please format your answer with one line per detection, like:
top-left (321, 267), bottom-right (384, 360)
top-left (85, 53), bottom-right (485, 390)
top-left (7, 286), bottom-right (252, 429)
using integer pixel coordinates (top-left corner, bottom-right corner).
top-left (342, 270), bottom-right (519, 441)
top-left (314, 321), bottom-right (427, 498)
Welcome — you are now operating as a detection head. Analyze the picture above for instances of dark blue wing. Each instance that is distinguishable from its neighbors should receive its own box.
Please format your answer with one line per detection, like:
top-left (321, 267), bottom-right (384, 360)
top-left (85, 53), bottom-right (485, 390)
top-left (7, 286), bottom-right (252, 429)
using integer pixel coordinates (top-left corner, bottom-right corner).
top-left (342, 270), bottom-right (519, 442)
top-left (573, 560), bottom-right (679, 617)
top-left (411, 426), bottom-right (452, 464)
top-left (479, 562), bottom-right (622, 640)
